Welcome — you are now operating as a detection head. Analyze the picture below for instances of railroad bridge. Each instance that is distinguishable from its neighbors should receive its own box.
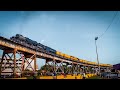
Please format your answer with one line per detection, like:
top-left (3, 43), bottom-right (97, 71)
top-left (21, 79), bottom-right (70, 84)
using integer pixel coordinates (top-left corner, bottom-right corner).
top-left (0, 36), bottom-right (112, 78)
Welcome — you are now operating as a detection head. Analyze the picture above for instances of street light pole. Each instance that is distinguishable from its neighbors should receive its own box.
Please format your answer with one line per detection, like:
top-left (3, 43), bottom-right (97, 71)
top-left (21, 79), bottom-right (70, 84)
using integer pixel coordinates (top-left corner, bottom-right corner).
top-left (95, 37), bottom-right (100, 75)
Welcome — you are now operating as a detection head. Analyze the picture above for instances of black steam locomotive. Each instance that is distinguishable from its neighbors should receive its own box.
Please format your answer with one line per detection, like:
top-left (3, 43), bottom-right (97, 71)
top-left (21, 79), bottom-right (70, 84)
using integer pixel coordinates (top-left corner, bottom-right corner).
top-left (10, 34), bottom-right (56, 56)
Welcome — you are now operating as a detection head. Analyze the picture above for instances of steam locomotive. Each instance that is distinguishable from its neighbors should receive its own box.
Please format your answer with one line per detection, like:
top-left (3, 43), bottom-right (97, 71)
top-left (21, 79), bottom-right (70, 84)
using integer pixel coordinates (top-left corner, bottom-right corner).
top-left (10, 34), bottom-right (56, 56)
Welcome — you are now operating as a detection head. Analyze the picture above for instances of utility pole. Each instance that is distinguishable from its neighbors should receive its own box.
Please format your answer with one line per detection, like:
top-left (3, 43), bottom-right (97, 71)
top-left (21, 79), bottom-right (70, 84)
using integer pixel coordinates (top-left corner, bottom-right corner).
top-left (95, 37), bottom-right (100, 75)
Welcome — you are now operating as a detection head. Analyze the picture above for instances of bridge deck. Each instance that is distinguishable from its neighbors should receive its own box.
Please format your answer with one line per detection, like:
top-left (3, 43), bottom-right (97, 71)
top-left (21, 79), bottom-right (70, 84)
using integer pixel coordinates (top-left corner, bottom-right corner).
top-left (0, 36), bottom-right (101, 67)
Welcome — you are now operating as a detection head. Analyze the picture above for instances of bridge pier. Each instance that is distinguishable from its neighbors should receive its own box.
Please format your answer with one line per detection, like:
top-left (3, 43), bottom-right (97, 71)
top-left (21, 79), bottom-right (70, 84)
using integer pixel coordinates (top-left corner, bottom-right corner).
top-left (57, 61), bottom-right (64, 73)
top-left (45, 58), bottom-right (52, 74)
top-left (24, 53), bottom-right (36, 73)
top-left (66, 64), bottom-right (72, 74)
top-left (45, 59), bottom-right (69, 76)
top-left (79, 65), bottom-right (83, 73)
top-left (0, 50), bottom-right (6, 77)
top-left (77, 64), bottom-right (81, 74)
top-left (44, 58), bottom-right (57, 76)
top-left (73, 64), bottom-right (80, 75)
top-left (13, 49), bottom-right (17, 77)
top-left (44, 59), bottom-right (83, 76)
top-left (0, 48), bottom-right (37, 78)
top-left (0, 49), bottom-right (26, 78)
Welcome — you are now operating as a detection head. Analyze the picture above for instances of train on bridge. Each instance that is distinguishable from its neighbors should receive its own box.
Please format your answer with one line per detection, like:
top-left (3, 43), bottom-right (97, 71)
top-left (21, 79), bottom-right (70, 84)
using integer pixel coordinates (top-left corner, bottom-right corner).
top-left (10, 34), bottom-right (111, 67)
top-left (0, 34), bottom-right (113, 78)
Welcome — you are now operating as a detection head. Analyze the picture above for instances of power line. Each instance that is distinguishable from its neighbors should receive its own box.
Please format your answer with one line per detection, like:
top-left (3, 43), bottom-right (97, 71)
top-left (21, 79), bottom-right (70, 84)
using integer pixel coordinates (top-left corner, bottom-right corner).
top-left (98, 11), bottom-right (118, 39)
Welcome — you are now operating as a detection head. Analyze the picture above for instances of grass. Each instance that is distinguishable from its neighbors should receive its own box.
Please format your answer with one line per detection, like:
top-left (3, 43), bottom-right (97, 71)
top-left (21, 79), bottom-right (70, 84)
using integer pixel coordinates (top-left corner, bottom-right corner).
top-left (26, 76), bottom-right (34, 79)
top-left (26, 75), bottom-right (41, 79)
top-left (87, 76), bottom-right (102, 79)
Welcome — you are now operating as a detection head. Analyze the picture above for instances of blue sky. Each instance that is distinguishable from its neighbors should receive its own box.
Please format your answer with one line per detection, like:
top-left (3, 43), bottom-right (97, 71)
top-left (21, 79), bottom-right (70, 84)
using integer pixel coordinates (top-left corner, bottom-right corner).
top-left (0, 11), bottom-right (120, 69)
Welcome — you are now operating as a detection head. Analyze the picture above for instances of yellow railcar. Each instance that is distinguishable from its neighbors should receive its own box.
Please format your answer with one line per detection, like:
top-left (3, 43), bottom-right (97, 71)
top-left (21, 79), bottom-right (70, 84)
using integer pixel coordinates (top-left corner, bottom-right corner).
top-left (66, 54), bottom-right (71, 59)
top-left (102, 64), bottom-right (106, 67)
top-left (85, 61), bottom-right (88, 64)
top-left (71, 56), bottom-right (75, 61)
top-left (100, 64), bottom-right (102, 66)
top-left (105, 64), bottom-right (108, 67)
top-left (70, 56), bottom-right (73, 60)
top-left (107, 64), bottom-right (112, 67)
top-left (56, 51), bottom-right (60, 55)
top-left (105, 64), bottom-right (109, 67)
top-left (59, 52), bottom-right (62, 57)
top-left (92, 62), bottom-right (96, 65)
top-left (56, 51), bottom-right (61, 56)
top-left (87, 61), bottom-right (91, 65)
top-left (70, 56), bottom-right (73, 61)
top-left (88, 61), bottom-right (91, 64)
top-left (64, 54), bottom-right (71, 59)
top-left (56, 51), bottom-right (64, 57)
top-left (79, 59), bottom-right (83, 63)
top-left (99, 63), bottom-right (102, 66)
top-left (70, 56), bottom-right (77, 61)
top-left (92, 62), bottom-right (95, 65)
top-left (82, 60), bottom-right (87, 63)
top-left (85, 60), bottom-right (88, 64)
top-left (82, 59), bottom-right (84, 63)
top-left (90, 62), bottom-right (93, 65)
top-left (82, 59), bottom-right (85, 63)
top-left (106, 64), bottom-right (111, 67)
top-left (63, 53), bottom-right (66, 58)
top-left (106, 64), bottom-right (109, 67)
top-left (56, 51), bottom-right (112, 68)
top-left (62, 53), bottom-right (66, 58)
top-left (61, 53), bottom-right (64, 57)
top-left (103, 64), bottom-right (106, 67)
top-left (101, 64), bottom-right (104, 67)
top-left (93, 62), bottom-right (97, 65)
top-left (88, 61), bottom-right (92, 64)
top-left (89, 61), bottom-right (93, 65)
top-left (74, 57), bottom-right (78, 61)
